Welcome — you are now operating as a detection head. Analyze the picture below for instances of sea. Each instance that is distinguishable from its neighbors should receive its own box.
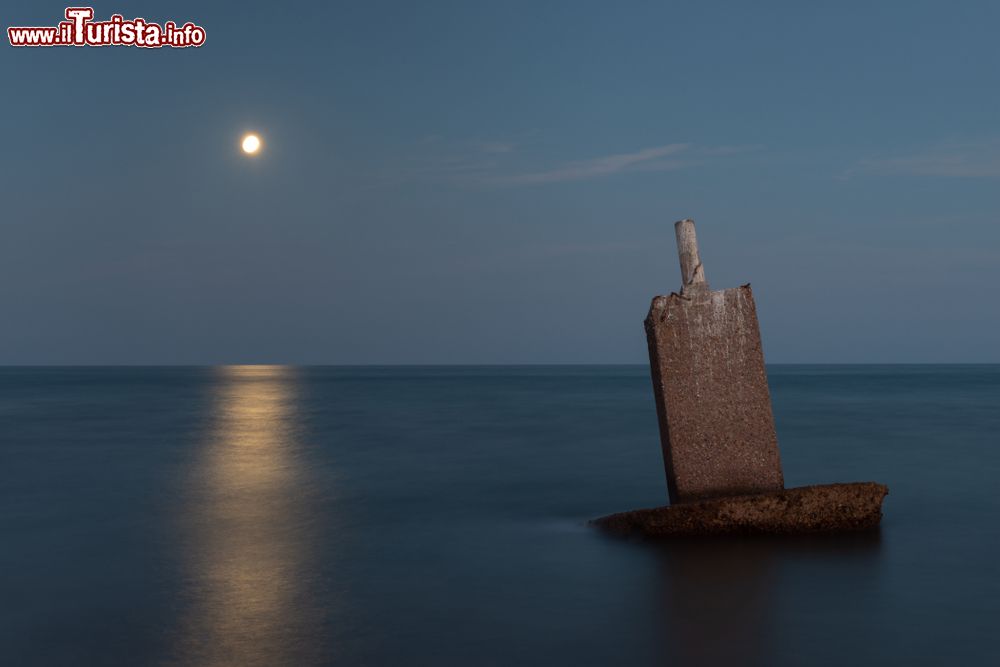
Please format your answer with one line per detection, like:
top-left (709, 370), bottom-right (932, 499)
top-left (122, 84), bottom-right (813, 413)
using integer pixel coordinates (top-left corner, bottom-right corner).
top-left (1, 365), bottom-right (998, 666)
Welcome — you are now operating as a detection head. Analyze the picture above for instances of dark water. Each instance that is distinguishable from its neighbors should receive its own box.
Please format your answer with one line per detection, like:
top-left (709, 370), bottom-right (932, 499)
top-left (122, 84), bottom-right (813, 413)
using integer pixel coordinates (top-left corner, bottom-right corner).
top-left (1, 365), bottom-right (998, 666)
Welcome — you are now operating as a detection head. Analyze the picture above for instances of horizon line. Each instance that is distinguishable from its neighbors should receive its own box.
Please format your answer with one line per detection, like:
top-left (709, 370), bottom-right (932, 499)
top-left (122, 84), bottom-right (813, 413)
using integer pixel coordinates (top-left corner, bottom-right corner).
top-left (1, 362), bottom-right (998, 368)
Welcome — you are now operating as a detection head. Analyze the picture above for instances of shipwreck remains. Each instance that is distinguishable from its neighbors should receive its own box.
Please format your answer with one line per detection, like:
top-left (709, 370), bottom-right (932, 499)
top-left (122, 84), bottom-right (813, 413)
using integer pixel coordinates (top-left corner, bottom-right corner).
top-left (594, 219), bottom-right (887, 537)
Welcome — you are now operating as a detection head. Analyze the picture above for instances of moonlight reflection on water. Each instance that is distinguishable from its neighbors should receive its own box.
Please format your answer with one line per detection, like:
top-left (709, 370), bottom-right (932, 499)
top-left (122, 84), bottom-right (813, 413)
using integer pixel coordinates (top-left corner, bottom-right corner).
top-left (172, 366), bottom-right (328, 666)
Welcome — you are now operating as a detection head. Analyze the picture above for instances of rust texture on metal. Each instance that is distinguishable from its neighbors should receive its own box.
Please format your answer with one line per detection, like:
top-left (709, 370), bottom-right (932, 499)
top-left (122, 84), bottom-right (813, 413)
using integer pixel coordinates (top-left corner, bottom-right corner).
top-left (646, 220), bottom-right (784, 503)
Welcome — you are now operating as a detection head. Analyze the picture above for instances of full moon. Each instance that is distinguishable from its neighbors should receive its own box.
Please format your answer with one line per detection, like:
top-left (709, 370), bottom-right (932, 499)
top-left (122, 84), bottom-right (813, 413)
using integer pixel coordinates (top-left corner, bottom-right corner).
top-left (241, 133), bottom-right (261, 155)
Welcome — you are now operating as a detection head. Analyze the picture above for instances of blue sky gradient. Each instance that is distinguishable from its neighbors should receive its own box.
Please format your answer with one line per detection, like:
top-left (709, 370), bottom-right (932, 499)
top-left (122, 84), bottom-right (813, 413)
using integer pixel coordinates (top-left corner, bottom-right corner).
top-left (3, 1), bottom-right (999, 363)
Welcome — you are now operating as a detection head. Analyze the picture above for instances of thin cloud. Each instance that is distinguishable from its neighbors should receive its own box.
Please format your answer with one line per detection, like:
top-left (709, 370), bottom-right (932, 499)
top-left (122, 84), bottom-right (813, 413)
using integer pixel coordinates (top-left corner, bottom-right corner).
top-left (472, 140), bottom-right (516, 154)
top-left (856, 141), bottom-right (1000, 179)
top-left (495, 143), bottom-right (691, 185)
top-left (400, 139), bottom-right (762, 186)
top-left (700, 144), bottom-right (765, 156)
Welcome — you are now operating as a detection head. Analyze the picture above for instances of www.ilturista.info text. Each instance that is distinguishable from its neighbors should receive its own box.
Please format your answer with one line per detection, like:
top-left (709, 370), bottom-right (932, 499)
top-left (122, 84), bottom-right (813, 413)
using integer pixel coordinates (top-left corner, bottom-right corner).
top-left (8, 7), bottom-right (206, 48)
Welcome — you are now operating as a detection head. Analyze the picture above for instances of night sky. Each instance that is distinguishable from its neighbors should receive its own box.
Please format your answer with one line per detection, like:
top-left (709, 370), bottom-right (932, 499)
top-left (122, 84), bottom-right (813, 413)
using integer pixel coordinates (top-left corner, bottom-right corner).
top-left (4, 1), bottom-right (999, 363)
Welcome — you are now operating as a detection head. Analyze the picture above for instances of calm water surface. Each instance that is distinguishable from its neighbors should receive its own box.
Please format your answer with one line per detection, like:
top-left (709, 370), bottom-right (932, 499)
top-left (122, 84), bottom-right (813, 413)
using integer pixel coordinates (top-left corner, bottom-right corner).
top-left (1, 365), bottom-right (998, 665)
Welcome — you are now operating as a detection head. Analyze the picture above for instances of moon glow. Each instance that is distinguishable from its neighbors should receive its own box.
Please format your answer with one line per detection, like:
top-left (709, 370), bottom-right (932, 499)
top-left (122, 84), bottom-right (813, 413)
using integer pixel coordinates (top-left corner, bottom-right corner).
top-left (241, 134), bottom-right (262, 155)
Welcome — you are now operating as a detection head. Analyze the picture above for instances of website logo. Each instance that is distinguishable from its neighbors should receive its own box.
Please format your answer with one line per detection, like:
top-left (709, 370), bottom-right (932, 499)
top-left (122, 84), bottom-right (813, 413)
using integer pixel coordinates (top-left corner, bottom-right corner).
top-left (8, 7), bottom-right (206, 48)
